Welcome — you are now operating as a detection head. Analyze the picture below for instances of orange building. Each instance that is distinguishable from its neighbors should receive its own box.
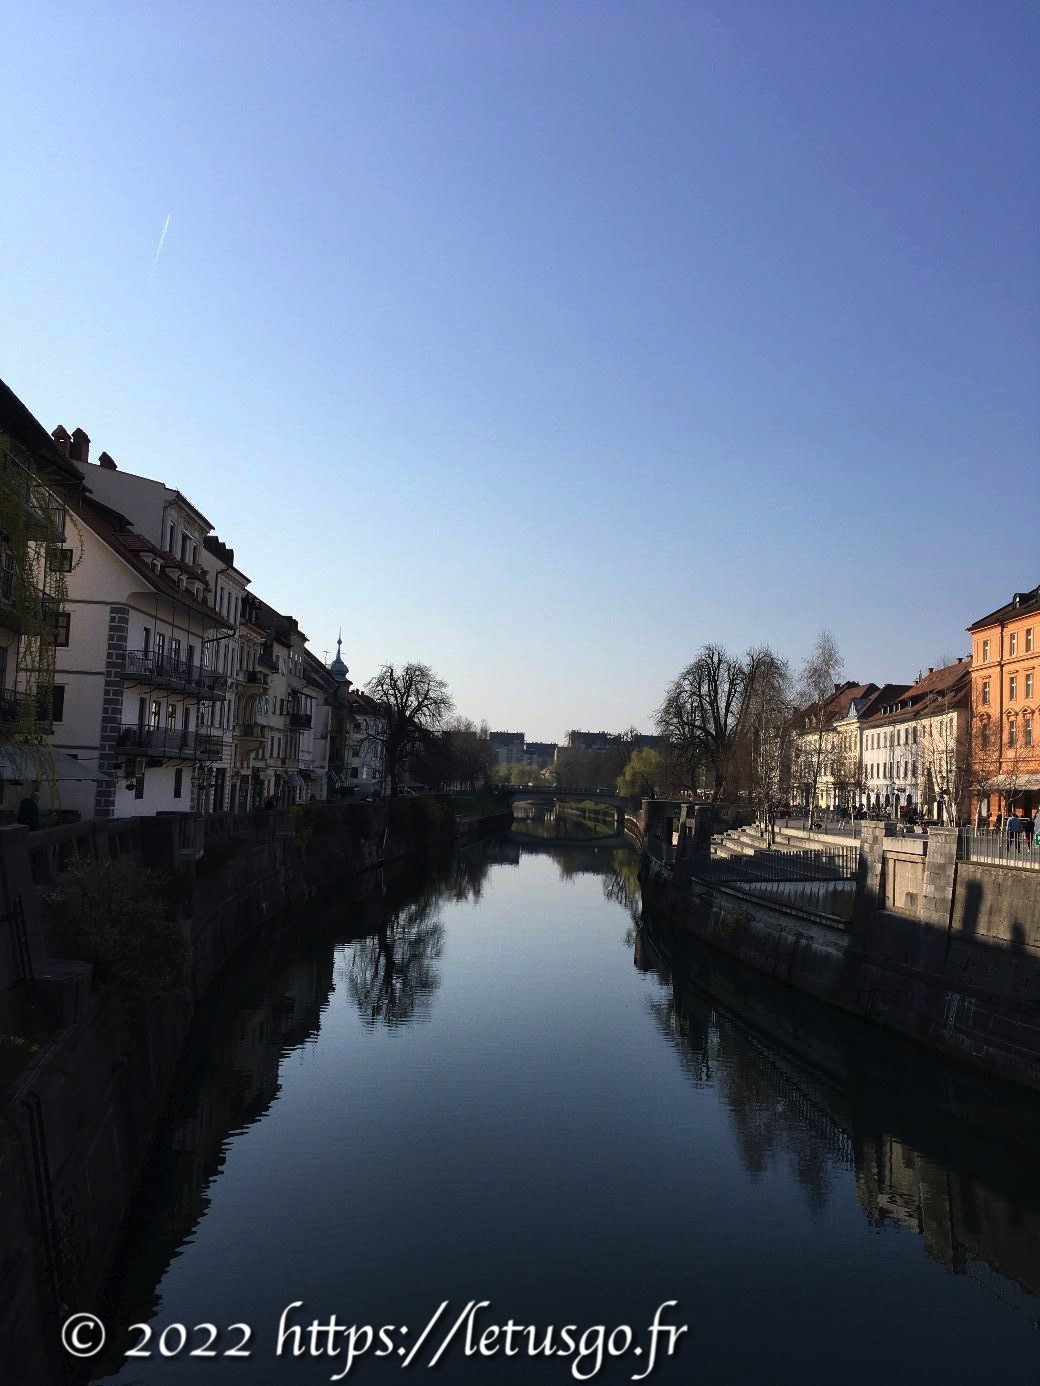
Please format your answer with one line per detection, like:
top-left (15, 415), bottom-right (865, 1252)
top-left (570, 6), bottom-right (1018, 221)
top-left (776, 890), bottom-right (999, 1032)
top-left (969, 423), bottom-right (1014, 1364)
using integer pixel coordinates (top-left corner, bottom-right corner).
top-left (968, 587), bottom-right (1040, 823)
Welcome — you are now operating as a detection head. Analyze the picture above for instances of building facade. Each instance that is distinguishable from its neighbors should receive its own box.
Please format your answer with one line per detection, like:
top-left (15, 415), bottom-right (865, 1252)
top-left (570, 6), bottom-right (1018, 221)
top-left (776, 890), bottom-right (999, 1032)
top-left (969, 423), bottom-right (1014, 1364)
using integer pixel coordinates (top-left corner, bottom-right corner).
top-left (969, 588), bottom-right (1040, 823)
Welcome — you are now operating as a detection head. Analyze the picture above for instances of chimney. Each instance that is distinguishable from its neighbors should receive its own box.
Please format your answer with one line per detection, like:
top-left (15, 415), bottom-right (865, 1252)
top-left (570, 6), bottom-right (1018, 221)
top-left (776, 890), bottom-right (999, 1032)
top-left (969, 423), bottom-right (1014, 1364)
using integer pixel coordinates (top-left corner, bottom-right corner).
top-left (833, 682), bottom-right (840, 694)
top-left (69, 428), bottom-right (90, 464)
top-left (956, 656), bottom-right (963, 663)
top-left (928, 668), bottom-right (934, 675)
top-left (98, 451), bottom-right (118, 471)
top-left (51, 425), bottom-right (71, 456)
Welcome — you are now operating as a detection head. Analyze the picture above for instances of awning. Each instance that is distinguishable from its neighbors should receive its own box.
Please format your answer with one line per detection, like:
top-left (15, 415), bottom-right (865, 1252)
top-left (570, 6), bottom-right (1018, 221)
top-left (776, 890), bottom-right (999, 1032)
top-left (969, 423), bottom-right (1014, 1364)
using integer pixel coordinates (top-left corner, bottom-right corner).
top-left (982, 774), bottom-right (1040, 792)
top-left (0, 743), bottom-right (112, 783)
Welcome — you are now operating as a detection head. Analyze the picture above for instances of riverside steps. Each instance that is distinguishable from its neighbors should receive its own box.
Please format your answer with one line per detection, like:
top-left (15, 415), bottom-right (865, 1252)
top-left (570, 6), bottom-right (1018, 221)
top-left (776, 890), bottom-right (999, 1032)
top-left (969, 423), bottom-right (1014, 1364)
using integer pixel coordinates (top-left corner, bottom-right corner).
top-left (636, 801), bottom-right (1040, 1094)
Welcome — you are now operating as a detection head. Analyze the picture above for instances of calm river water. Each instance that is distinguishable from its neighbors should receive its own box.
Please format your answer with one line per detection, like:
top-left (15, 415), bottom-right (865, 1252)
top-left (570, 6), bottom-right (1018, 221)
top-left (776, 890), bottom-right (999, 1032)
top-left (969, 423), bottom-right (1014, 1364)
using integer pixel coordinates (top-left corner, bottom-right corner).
top-left (92, 820), bottom-right (1040, 1385)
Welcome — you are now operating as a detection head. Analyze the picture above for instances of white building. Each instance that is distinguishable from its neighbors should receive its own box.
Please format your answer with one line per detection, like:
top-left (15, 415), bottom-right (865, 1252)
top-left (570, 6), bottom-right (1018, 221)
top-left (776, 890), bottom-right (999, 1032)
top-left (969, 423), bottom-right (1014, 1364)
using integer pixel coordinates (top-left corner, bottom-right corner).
top-left (56, 438), bottom-right (233, 814)
top-left (51, 487), bottom-right (232, 818)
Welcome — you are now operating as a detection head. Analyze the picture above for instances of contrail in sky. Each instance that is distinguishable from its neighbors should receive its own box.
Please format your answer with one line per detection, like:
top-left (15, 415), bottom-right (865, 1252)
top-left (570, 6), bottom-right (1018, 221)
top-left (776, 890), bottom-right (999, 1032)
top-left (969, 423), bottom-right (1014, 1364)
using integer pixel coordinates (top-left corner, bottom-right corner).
top-left (150, 213), bottom-right (171, 277)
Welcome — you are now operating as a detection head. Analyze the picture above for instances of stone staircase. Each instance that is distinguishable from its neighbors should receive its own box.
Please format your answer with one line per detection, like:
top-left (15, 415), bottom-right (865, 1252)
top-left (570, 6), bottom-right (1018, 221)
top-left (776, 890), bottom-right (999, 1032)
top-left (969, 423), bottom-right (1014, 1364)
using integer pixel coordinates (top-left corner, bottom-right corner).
top-left (710, 823), bottom-right (856, 861)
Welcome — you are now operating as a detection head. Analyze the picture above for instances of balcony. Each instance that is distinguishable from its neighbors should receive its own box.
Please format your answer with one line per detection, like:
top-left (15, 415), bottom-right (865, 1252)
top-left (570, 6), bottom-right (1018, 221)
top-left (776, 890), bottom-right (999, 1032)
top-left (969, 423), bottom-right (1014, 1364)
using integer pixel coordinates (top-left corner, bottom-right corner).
top-left (0, 689), bottom-right (52, 733)
top-left (288, 711), bottom-right (312, 729)
top-left (0, 451), bottom-right (66, 542)
top-left (240, 668), bottom-right (271, 687)
top-left (114, 724), bottom-right (226, 762)
top-left (121, 650), bottom-right (229, 700)
top-left (236, 722), bottom-right (265, 742)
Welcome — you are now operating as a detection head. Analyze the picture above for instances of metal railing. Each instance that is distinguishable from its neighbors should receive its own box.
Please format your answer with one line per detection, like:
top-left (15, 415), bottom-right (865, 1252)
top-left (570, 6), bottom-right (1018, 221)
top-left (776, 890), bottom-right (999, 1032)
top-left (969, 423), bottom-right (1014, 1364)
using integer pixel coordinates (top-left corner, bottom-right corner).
top-left (121, 649), bottom-right (228, 699)
top-left (706, 845), bottom-right (860, 884)
top-left (958, 826), bottom-right (1040, 870)
top-left (114, 724), bottom-right (226, 761)
top-left (0, 448), bottom-right (67, 541)
top-left (288, 711), bottom-right (312, 729)
top-left (0, 689), bottom-right (52, 729)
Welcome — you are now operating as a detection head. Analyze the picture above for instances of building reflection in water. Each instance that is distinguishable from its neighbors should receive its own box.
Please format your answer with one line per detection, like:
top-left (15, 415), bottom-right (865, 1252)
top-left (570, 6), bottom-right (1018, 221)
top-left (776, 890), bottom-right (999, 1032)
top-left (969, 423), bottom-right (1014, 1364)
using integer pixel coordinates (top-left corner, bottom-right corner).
top-left (95, 842), bottom-right (503, 1362)
top-left (636, 917), bottom-right (1040, 1327)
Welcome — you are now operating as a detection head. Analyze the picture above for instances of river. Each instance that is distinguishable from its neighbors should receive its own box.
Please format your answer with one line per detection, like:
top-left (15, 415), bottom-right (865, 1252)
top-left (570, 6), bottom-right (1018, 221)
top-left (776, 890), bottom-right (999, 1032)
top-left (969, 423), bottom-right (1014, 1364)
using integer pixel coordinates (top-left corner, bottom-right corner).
top-left (89, 817), bottom-right (1040, 1384)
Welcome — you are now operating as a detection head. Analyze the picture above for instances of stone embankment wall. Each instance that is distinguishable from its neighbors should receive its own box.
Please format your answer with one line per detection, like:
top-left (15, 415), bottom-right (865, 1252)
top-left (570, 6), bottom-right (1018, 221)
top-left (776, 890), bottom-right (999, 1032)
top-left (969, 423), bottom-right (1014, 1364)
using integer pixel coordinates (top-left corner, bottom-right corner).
top-left (0, 796), bottom-right (507, 1386)
top-left (640, 817), bottom-right (1040, 1094)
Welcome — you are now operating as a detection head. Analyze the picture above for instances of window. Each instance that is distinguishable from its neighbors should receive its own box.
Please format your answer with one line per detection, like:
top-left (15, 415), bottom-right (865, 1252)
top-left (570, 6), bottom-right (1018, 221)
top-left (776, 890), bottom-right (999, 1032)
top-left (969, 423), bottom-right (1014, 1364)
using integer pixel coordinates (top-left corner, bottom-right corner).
top-left (48, 547), bottom-right (74, 572)
top-left (1009, 719), bottom-right (1017, 748)
top-left (982, 679), bottom-right (990, 706)
top-left (186, 645), bottom-right (195, 673)
top-left (180, 534), bottom-right (189, 562)
top-left (912, 727), bottom-right (918, 744)
top-left (1028, 673), bottom-right (1034, 700)
top-left (1010, 675), bottom-right (1018, 700)
top-left (135, 773), bottom-right (145, 800)
top-left (53, 611), bottom-right (71, 646)
top-left (1010, 632), bottom-right (1018, 656)
top-left (171, 637), bottom-right (181, 664)
top-left (168, 524), bottom-right (175, 551)
top-left (183, 705), bottom-right (191, 730)
top-left (982, 638), bottom-right (990, 662)
top-left (142, 627), bottom-right (151, 654)
top-left (1028, 628), bottom-right (1035, 654)
top-left (150, 699), bottom-right (161, 730)
top-left (1026, 717), bottom-right (1034, 749)
top-left (192, 543), bottom-right (198, 565)
top-left (981, 724), bottom-right (991, 752)
top-left (174, 768), bottom-right (183, 798)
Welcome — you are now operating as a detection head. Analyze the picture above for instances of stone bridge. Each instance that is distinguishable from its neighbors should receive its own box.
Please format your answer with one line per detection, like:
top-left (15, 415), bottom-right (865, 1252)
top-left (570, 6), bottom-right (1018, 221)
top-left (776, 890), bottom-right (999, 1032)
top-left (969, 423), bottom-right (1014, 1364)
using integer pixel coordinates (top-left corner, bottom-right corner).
top-left (504, 787), bottom-right (629, 830)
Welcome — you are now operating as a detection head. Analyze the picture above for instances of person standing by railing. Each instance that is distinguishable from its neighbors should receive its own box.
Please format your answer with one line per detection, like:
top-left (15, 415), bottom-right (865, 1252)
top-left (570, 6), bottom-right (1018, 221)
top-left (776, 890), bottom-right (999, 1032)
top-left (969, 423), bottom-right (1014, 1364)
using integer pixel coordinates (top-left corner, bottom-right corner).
top-left (1007, 811), bottom-right (1023, 854)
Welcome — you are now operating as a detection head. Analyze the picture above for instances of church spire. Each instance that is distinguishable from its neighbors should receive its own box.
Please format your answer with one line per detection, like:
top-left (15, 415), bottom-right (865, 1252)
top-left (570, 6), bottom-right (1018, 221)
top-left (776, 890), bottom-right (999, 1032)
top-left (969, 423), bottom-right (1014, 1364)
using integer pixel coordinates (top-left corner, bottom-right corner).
top-left (329, 629), bottom-right (349, 682)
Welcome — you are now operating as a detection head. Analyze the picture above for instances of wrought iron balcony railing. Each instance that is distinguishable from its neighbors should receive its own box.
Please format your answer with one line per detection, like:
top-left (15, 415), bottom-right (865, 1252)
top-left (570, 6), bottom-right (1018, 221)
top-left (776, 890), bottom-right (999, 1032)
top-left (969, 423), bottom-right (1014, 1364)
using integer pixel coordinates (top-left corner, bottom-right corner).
top-left (288, 711), bottom-right (312, 729)
top-left (114, 724), bottom-right (226, 761)
top-left (0, 689), bottom-right (53, 731)
top-left (121, 649), bottom-right (228, 700)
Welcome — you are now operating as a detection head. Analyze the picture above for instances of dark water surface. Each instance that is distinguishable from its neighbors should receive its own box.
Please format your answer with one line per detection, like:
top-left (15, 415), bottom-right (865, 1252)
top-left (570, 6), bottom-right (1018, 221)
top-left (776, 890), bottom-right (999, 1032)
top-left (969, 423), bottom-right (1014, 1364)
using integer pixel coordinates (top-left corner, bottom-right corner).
top-left (92, 832), bottom-right (1040, 1385)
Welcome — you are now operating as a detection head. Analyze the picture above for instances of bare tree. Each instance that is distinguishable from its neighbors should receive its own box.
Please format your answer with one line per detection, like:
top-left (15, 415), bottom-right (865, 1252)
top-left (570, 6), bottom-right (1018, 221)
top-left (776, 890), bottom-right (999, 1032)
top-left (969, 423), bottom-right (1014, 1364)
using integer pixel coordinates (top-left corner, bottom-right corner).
top-left (795, 631), bottom-right (843, 832)
top-left (655, 644), bottom-right (772, 809)
top-left (918, 690), bottom-right (971, 826)
top-left (364, 663), bottom-right (453, 795)
top-left (740, 648), bottom-right (794, 838)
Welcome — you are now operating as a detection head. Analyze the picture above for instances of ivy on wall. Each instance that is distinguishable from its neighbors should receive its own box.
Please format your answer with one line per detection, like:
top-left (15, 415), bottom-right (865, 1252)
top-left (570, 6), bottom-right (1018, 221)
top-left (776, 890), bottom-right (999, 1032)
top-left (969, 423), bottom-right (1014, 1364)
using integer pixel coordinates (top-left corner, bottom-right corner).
top-left (0, 429), bottom-right (83, 803)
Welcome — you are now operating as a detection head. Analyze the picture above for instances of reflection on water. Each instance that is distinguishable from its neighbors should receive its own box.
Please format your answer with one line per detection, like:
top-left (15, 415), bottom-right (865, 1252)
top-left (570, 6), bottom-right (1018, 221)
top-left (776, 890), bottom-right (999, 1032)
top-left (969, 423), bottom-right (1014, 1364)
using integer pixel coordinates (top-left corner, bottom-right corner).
top-left (91, 833), bottom-right (1040, 1383)
top-left (510, 802), bottom-right (620, 843)
top-left (638, 917), bottom-right (1040, 1326)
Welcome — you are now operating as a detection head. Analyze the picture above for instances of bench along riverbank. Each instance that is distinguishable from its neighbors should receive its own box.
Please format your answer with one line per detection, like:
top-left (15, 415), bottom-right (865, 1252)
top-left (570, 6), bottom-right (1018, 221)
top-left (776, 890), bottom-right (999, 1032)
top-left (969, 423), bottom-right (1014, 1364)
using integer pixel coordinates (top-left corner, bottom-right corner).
top-left (0, 794), bottom-right (510, 1386)
top-left (636, 800), bottom-right (1040, 1096)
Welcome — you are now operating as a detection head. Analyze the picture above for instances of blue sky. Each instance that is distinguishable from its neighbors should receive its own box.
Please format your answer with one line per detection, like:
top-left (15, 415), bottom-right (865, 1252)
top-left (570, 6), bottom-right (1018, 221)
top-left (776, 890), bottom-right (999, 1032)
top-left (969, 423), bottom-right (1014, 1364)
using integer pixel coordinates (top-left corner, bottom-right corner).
top-left (3, 2), bottom-right (1037, 740)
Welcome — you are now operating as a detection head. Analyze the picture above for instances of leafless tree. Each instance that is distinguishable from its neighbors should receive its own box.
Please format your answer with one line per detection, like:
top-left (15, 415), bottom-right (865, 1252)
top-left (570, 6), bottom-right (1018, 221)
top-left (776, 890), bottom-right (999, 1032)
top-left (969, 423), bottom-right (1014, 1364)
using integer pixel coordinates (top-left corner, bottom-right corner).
top-left (364, 663), bottom-right (453, 794)
top-left (919, 696), bottom-right (971, 826)
top-left (655, 644), bottom-right (773, 809)
top-left (740, 648), bottom-right (794, 838)
top-left (795, 630), bottom-right (843, 832)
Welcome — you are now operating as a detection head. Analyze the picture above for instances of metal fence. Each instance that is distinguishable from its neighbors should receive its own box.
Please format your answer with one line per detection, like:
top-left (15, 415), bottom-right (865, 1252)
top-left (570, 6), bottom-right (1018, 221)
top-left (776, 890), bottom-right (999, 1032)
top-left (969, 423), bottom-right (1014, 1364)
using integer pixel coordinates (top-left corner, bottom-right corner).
top-left (958, 826), bottom-right (1040, 870)
top-left (705, 845), bottom-right (860, 884)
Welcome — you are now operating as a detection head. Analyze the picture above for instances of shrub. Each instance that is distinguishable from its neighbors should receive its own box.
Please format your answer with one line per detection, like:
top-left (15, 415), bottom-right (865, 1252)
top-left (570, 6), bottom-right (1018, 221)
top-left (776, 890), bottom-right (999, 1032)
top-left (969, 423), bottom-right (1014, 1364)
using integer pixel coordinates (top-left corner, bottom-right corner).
top-left (44, 860), bottom-right (189, 1002)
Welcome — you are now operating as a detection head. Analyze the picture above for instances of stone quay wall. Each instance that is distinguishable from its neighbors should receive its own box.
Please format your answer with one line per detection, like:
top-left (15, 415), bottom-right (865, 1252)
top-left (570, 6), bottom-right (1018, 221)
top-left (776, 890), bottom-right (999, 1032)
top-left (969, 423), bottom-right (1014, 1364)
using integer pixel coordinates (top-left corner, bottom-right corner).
top-left (640, 818), bottom-right (1040, 1095)
top-left (0, 795), bottom-right (507, 1386)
